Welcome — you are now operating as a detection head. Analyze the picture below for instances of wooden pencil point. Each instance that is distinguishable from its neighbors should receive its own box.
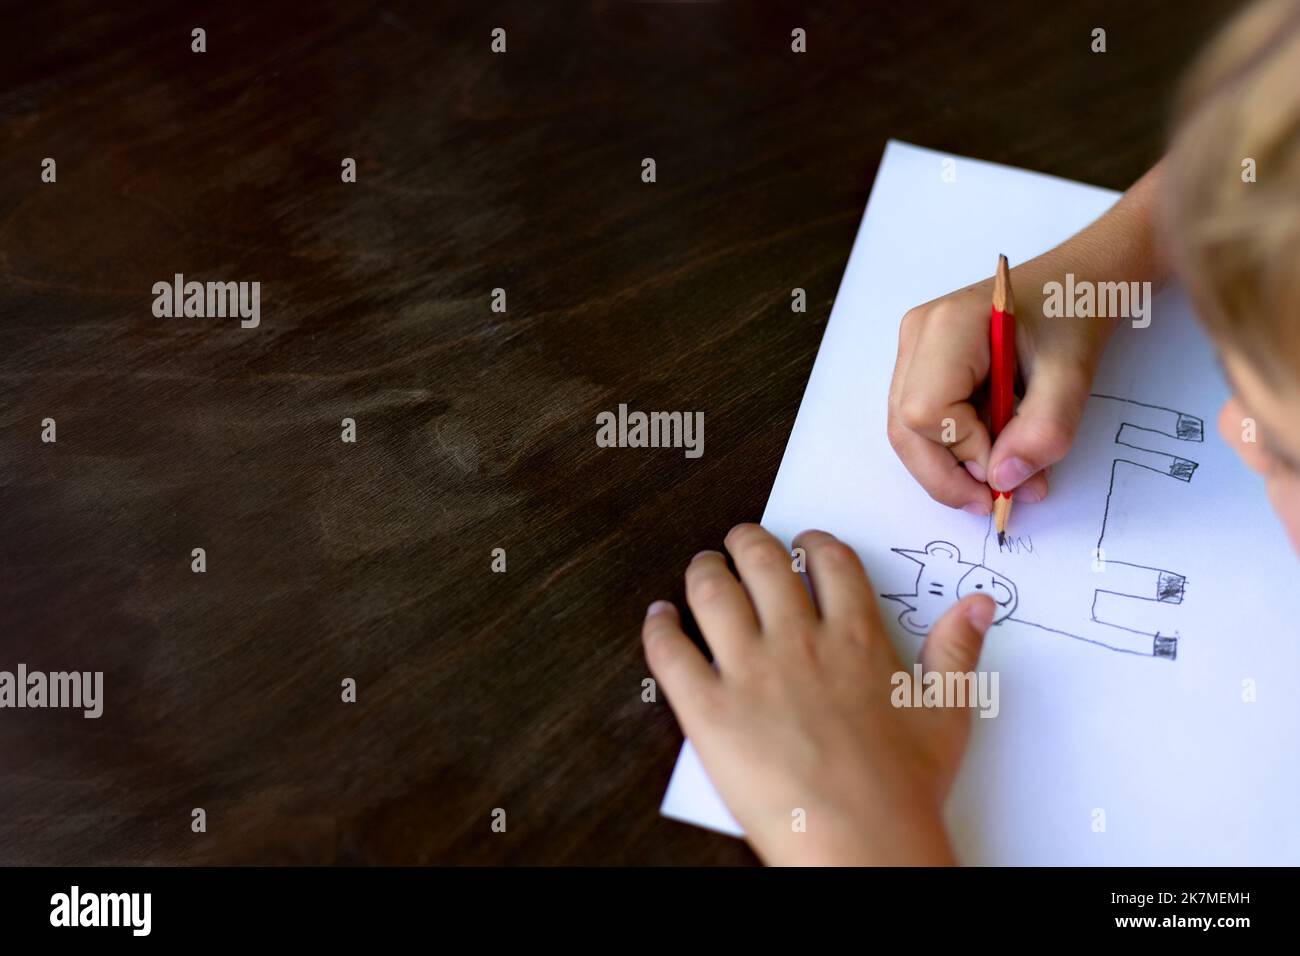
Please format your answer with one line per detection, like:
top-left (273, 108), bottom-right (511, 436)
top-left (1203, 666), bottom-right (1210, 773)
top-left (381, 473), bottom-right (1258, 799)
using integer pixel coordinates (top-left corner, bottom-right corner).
top-left (993, 493), bottom-right (1014, 540)
top-left (992, 253), bottom-right (1015, 315)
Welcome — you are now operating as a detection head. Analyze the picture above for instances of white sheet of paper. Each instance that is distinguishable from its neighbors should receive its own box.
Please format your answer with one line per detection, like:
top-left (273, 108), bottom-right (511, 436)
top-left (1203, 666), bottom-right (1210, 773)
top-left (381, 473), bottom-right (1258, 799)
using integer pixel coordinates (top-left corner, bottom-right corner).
top-left (660, 140), bottom-right (1300, 864)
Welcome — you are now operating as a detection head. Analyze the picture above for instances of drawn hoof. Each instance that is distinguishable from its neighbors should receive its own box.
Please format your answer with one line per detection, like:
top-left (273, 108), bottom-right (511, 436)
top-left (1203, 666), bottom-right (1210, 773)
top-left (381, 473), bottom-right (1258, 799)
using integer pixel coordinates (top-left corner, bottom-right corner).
top-left (1176, 414), bottom-right (1204, 441)
top-left (1154, 635), bottom-right (1178, 660)
top-left (1156, 572), bottom-right (1185, 603)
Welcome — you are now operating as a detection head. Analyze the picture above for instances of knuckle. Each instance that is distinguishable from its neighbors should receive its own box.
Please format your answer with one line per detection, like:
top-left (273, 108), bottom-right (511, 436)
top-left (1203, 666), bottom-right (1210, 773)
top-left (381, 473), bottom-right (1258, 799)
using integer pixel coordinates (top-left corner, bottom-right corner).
top-left (816, 539), bottom-right (862, 571)
top-left (784, 622), bottom-right (820, 660)
top-left (726, 523), bottom-right (780, 563)
top-left (793, 528), bottom-right (831, 550)
top-left (1052, 353), bottom-right (1096, 386)
top-left (724, 522), bottom-right (763, 549)
top-left (928, 300), bottom-right (969, 326)
top-left (899, 307), bottom-right (925, 335)
top-left (886, 415), bottom-right (910, 451)
top-left (737, 539), bottom-right (785, 570)
top-left (840, 616), bottom-right (876, 646)
top-left (1024, 416), bottom-right (1074, 461)
top-left (642, 614), bottom-right (675, 644)
top-left (951, 627), bottom-right (982, 669)
top-left (898, 395), bottom-right (939, 433)
top-left (934, 626), bottom-right (981, 673)
top-left (643, 628), bottom-right (673, 668)
top-left (924, 481), bottom-right (966, 510)
top-left (687, 569), bottom-right (729, 605)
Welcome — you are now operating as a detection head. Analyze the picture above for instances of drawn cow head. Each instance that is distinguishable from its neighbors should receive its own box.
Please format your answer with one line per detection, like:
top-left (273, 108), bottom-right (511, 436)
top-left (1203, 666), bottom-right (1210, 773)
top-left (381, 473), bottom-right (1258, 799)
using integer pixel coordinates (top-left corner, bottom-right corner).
top-left (882, 540), bottom-right (1018, 635)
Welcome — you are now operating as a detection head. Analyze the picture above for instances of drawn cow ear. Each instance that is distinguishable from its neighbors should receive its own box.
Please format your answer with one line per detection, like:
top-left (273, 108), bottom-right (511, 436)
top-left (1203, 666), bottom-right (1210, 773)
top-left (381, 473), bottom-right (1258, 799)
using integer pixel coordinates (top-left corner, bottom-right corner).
top-left (924, 541), bottom-right (959, 561)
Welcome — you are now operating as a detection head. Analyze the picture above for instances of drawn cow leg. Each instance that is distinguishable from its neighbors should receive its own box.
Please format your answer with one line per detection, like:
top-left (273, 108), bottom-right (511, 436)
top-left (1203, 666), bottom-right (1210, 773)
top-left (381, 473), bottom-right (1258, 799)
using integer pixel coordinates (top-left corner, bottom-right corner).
top-left (1088, 560), bottom-right (1184, 658)
top-left (1014, 560), bottom-right (1183, 657)
top-left (1086, 395), bottom-right (1201, 658)
top-left (1012, 614), bottom-right (1178, 659)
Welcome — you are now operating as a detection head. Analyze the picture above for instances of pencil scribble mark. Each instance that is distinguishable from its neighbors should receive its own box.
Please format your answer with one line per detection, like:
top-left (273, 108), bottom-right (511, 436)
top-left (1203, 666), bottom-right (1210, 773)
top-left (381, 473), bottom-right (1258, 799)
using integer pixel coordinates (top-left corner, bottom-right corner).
top-left (999, 534), bottom-right (1033, 555)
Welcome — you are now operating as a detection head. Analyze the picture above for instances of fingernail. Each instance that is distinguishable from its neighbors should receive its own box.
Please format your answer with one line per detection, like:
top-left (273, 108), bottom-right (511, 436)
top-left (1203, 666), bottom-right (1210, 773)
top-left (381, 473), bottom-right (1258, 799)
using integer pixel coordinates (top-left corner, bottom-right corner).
top-left (963, 460), bottom-right (986, 483)
top-left (1017, 483), bottom-right (1046, 504)
top-left (962, 502), bottom-right (989, 516)
top-left (965, 596), bottom-right (996, 632)
top-left (692, 549), bottom-right (722, 562)
top-left (991, 457), bottom-right (1033, 491)
top-left (646, 600), bottom-right (674, 620)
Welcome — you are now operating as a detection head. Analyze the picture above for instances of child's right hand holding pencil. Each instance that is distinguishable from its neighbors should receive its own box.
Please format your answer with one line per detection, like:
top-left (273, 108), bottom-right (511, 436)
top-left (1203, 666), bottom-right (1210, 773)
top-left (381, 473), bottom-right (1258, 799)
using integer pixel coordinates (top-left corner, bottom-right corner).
top-left (887, 162), bottom-right (1168, 512)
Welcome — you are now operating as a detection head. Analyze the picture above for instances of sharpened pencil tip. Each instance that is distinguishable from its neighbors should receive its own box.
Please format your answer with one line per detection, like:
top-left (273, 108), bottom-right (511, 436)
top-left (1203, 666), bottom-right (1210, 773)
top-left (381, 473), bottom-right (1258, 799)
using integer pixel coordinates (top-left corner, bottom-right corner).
top-left (997, 531), bottom-right (1006, 547)
top-left (993, 254), bottom-right (1014, 314)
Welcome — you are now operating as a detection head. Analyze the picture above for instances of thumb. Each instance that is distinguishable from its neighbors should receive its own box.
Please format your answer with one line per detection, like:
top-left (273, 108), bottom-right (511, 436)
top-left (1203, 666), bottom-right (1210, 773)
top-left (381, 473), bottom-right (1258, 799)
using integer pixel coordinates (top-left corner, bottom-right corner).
top-left (918, 594), bottom-right (995, 675)
top-left (987, 361), bottom-right (1092, 493)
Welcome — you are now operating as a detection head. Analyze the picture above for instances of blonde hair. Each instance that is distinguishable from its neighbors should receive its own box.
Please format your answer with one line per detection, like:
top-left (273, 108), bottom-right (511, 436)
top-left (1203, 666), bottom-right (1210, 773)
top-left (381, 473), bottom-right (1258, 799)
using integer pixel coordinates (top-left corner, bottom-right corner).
top-left (1166, 0), bottom-right (1300, 378)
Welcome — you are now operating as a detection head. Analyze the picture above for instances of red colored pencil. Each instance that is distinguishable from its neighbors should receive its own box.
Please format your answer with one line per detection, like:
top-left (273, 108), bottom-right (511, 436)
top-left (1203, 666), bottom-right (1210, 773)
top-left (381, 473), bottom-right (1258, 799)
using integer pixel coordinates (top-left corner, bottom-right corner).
top-left (991, 254), bottom-right (1016, 545)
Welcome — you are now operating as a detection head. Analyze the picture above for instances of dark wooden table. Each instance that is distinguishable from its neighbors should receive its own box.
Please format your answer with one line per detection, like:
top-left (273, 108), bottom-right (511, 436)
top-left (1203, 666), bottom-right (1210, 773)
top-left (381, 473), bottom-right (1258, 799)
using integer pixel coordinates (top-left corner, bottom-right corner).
top-left (0, 0), bottom-right (1240, 864)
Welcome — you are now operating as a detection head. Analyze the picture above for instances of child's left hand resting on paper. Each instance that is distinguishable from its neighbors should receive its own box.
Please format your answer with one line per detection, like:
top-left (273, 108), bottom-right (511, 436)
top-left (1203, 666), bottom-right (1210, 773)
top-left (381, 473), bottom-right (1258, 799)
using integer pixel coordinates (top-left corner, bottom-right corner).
top-left (642, 523), bottom-right (995, 866)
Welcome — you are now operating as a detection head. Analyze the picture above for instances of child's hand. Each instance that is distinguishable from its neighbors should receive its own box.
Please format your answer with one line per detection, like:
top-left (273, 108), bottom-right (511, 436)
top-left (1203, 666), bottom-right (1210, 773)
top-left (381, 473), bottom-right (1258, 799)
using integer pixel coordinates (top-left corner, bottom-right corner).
top-left (888, 268), bottom-right (1104, 513)
top-left (643, 523), bottom-right (995, 866)
top-left (887, 162), bottom-right (1167, 513)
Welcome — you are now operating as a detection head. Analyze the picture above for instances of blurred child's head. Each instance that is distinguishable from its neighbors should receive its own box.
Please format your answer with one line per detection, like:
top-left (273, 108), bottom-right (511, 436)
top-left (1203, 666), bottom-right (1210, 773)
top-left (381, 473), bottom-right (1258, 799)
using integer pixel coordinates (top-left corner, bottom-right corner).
top-left (1166, 0), bottom-right (1300, 552)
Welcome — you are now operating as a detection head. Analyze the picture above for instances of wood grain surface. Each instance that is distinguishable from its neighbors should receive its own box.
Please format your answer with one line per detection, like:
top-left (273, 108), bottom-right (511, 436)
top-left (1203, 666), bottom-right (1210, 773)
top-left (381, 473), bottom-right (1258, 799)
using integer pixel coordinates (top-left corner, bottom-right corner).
top-left (0, 0), bottom-right (1240, 864)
